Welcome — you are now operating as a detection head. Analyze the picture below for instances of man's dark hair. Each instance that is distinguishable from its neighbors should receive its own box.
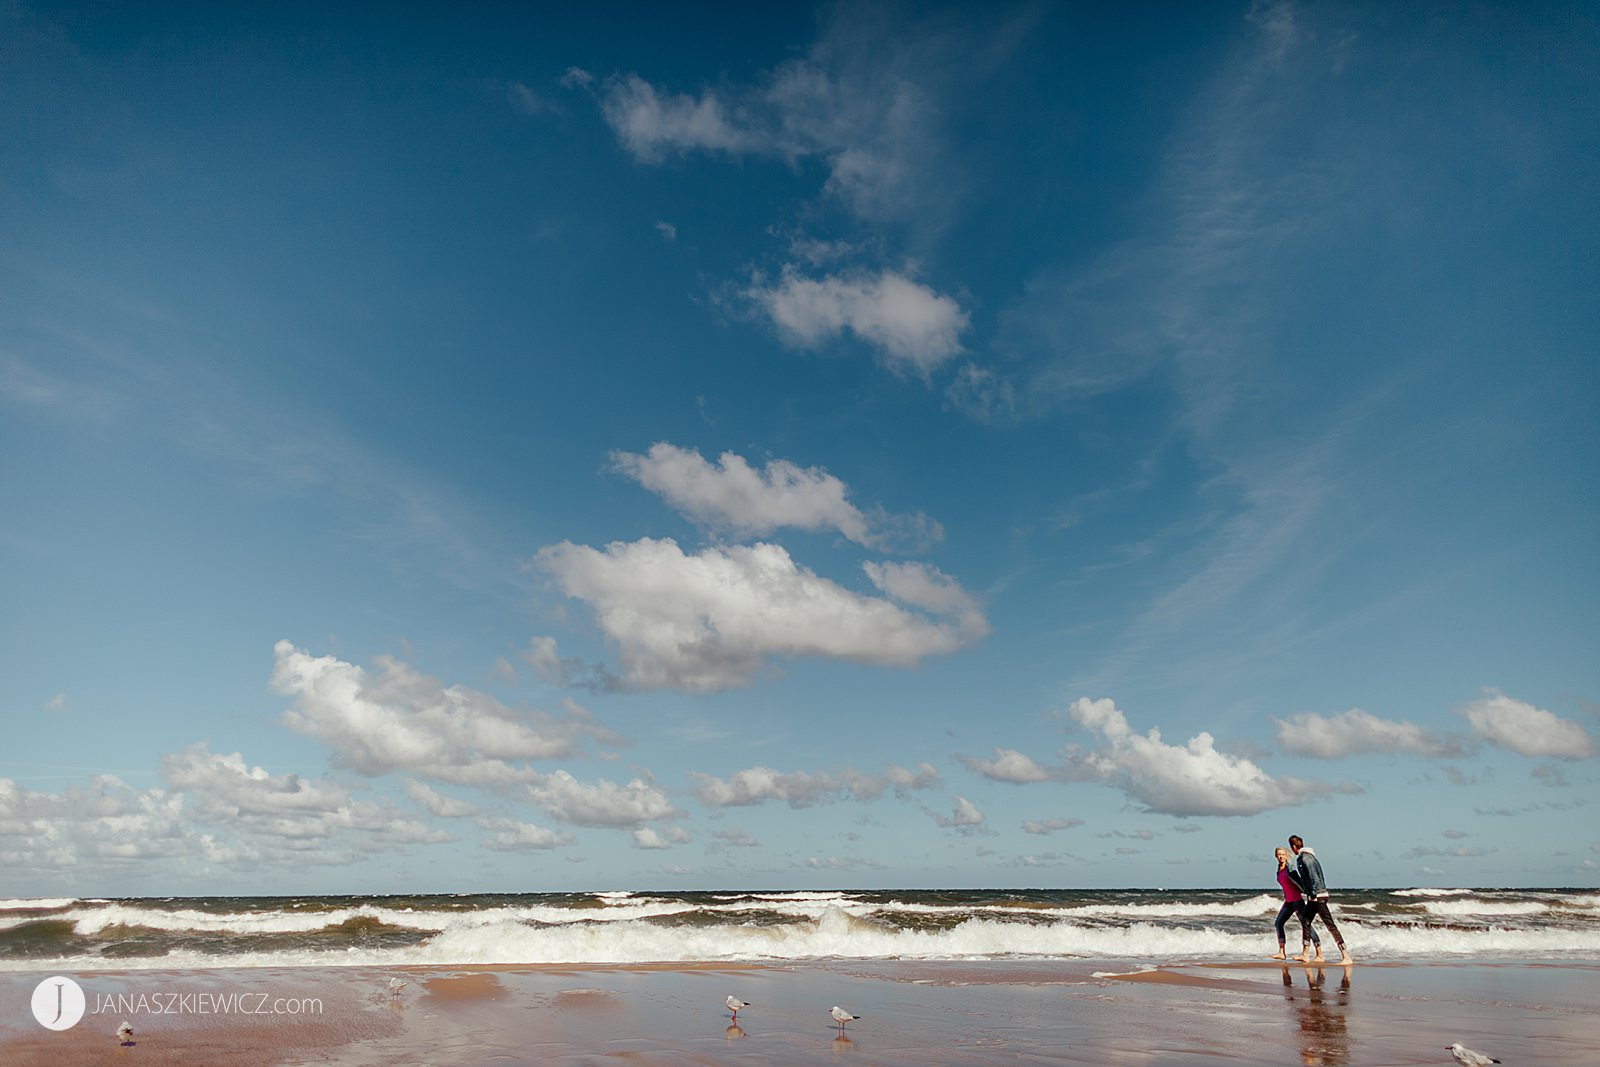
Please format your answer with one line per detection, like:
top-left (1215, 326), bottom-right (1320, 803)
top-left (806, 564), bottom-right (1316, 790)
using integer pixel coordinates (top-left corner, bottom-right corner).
top-left (1288, 835), bottom-right (1304, 849)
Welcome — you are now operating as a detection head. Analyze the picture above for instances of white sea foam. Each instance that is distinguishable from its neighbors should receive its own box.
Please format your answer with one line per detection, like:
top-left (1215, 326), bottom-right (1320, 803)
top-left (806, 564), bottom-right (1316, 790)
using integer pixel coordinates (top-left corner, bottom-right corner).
top-left (0, 897), bottom-right (78, 910)
top-left (1392, 888), bottom-right (1474, 898)
top-left (10, 903), bottom-right (1600, 972)
top-left (1420, 900), bottom-right (1550, 917)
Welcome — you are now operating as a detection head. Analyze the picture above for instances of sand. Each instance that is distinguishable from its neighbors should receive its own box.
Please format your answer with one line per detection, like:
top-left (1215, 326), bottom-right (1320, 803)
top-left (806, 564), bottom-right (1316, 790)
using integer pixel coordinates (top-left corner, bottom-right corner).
top-left (2, 958), bottom-right (1596, 1065)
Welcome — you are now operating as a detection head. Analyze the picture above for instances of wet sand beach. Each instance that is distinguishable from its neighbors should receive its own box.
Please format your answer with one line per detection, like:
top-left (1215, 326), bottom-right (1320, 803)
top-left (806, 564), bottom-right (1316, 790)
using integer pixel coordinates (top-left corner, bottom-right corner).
top-left (2, 959), bottom-right (1596, 1065)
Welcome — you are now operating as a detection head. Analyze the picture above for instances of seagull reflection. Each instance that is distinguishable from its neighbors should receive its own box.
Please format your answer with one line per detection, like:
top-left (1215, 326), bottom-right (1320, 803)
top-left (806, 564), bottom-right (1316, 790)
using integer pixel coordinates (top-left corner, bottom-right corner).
top-left (725, 1023), bottom-right (746, 1040)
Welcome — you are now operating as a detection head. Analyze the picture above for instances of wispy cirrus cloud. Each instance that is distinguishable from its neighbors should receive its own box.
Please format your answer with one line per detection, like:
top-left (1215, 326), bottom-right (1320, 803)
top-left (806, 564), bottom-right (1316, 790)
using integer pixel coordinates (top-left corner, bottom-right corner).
top-left (575, 4), bottom-right (1027, 224)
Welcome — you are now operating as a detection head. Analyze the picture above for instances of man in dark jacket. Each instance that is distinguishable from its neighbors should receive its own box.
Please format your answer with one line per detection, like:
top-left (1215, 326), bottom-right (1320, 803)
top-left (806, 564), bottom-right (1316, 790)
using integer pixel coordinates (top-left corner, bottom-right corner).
top-left (1289, 834), bottom-right (1352, 964)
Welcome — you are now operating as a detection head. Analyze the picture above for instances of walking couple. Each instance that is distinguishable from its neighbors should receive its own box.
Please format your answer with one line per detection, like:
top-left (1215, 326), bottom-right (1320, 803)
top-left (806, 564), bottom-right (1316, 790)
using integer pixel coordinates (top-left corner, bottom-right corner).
top-left (1272, 834), bottom-right (1353, 965)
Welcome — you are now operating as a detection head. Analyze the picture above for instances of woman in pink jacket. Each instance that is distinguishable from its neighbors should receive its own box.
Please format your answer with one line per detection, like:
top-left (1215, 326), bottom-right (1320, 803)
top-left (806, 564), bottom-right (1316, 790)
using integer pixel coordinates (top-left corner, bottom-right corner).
top-left (1272, 846), bottom-right (1321, 961)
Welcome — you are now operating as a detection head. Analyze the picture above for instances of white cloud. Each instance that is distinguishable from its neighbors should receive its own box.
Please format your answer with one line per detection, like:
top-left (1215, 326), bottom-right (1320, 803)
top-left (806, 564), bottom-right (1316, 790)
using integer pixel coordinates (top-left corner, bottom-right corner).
top-left (160, 743), bottom-right (448, 859)
top-left (559, 67), bottom-right (595, 90)
top-left (1064, 697), bottom-right (1344, 816)
top-left (0, 775), bottom-right (190, 870)
top-left (610, 442), bottom-right (940, 549)
top-left (1021, 817), bottom-right (1084, 835)
top-left (690, 762), bottom-right (940, 809)
top-left (1273, 708), bottom-right (1468, 759)
top-left (477, 816), bottom-right (574, 852)
top-left (272, 641), bottom-right (617, 779)
top-left (654, 220), bottom-right (677, 241)
top-left (45, 693), bottom-right (66, 712)
top-left (932, 795), bottom-right (985, 831)
top-left (805, 855), bottom-right (884, 871)
top-left (745, 269), bottom-right (967, 375)
top-left (961, 748), bottom-right (1056, 784)
top-left (524, 769), bottom-right (677, 829)
top-left (403, 779), bottom-right (479, 818)
top-left (632, 826), bottom-right (691, 850)
top-left (1456, 689), bottom-right (1596, 759)
top-left (598, 74), bottom-right (754, 163)
top-left (587, 6), bottom-right (1023, 224)
top-left (0, 743), bottom-right (457, 877)
top-left (711, 828), bottom-right (760, 849)
top-left (535, 538), bottom-right (987, 692)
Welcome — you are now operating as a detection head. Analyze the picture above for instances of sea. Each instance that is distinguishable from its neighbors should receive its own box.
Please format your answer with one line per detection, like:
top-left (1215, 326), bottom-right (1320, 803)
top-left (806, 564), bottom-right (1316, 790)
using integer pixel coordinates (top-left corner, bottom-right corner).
top-left (3, 888), bottom-right (1597, 971)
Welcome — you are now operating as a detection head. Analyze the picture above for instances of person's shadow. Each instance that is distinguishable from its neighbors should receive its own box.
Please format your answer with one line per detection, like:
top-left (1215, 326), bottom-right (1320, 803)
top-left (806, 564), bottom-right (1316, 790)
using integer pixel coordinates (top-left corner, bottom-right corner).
top-left (1281, 963), bottom-right (1351, 1066)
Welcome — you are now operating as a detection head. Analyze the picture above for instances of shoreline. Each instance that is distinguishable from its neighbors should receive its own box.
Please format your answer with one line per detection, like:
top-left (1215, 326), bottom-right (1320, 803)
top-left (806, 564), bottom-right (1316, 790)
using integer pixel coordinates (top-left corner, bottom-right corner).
top-left (2, 958), bottom-right (1597, 1065)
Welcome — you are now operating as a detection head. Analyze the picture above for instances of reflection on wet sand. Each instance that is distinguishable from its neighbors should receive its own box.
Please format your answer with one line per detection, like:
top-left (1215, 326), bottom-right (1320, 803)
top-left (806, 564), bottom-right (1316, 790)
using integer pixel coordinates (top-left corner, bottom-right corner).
top-left (724, 1023), bottom-right (746, 1040)
top-left (1281, 963), bottom-right (1351, 1066)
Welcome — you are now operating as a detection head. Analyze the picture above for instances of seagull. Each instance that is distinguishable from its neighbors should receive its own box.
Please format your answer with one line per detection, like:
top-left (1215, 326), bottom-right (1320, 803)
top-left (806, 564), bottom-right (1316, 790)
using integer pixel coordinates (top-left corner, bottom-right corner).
top-left (830, 1006), bottom-right (859, 1030)
top-left (1447, 1044), bottom-right (1501, 1066)
top-left (725, 995), bottom-right (748, 1019)
top-left (116, 1020), bottom-right (135, 1045)
top-left (388, 977), bottom-right (408, 997)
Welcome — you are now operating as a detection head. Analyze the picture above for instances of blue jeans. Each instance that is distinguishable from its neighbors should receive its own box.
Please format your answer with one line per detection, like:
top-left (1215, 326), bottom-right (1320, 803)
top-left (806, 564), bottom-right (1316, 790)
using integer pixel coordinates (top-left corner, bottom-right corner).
top-left (1275, 901), bottom-right (1319, 948)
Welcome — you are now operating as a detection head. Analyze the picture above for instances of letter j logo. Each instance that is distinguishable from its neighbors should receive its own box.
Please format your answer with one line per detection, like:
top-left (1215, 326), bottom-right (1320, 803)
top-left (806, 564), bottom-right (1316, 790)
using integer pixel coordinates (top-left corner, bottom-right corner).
top-left (31, 976), bottom-right (86, 1030)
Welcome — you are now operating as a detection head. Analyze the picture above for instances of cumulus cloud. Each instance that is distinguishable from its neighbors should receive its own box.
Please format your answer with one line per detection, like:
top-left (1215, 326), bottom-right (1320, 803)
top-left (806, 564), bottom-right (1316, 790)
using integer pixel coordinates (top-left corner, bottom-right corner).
top-left (523, 769), bottom-right (677, 829)
top-left (477, 816), bottom-right (575, 852)
top-left (272, 641), bottom-right (620, 781)
top-left (610, 442), bottom-right (940, 550)
top-left (403, 779), bottom-right (478, 819)
top-left (960, 747), bottom-right (1056, 784)
top-left (931, 795), bottom-right (986, 832)
top-left (690, 762), bottom-right (940, 809)
top-left (161, 743), bottom-right (448, 860)
top-left (535, 538), bottom-right (987, 692)
top-left (711, 828), bottom-right (760, 849)
top-left (1021, 817), bottom-right (1084, 835)
top-left (1455, 689), bottom-right (1596, 759)
top-left (745, 269), bottom-right (968, 375)
top-left (1273, 708), bottom-right (1468, 759)
top-left (632, 826), bottom-right (691, 850)
top-left (1064, 697), bottom-right (1346, 816)
top-left (0, 775), bottom-right (190, 870)
top-left (1, 742), bottom-right (457, 877)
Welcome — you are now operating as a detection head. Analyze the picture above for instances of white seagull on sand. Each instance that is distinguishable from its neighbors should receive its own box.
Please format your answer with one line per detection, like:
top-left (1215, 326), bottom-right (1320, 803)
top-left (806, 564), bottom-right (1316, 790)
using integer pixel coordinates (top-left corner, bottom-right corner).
top-left (830, 1006), bottom-right (859, 1029)
top-left (388, 977), bottom-right (408, 997)
top-left (725, 995), bottom-right (748, 1018)
top-left (116, 1020), bottom-right (135, 1045)
top-left (1447, 1044), bottom-right (1500, 1066)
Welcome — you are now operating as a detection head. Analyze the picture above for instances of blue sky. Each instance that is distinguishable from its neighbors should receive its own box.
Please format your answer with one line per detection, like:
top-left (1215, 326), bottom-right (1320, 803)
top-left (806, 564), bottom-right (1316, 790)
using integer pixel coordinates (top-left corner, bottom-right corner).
top-left (2, 1), bottom-right (1596, 895)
